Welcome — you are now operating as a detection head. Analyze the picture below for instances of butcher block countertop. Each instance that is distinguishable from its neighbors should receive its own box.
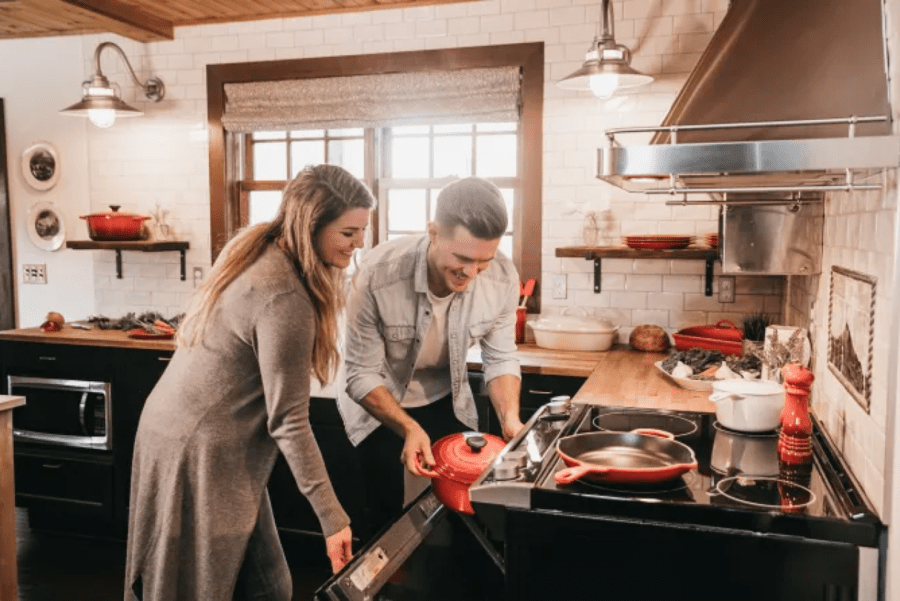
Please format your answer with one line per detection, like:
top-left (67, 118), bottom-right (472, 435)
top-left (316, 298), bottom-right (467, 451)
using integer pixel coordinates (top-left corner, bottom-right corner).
top-left (0, 330), bottom-right (713, 413)
top-left (0, 326), bottom-right (176, 351)
top-left (468, 343), bottom-right (715, 413)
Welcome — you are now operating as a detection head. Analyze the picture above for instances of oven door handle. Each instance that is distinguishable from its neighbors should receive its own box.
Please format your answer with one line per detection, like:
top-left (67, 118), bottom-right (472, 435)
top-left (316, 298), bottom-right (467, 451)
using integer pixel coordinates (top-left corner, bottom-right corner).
top-left (78, 391), bottom-right (89, 435)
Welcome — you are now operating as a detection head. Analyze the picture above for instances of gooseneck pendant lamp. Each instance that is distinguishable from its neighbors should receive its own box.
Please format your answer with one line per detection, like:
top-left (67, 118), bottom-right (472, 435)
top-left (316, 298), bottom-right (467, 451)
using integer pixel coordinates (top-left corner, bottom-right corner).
top-left (60, 41), bottom-right (165, 128)
top-left (558, 0), bottom-right (653, 99)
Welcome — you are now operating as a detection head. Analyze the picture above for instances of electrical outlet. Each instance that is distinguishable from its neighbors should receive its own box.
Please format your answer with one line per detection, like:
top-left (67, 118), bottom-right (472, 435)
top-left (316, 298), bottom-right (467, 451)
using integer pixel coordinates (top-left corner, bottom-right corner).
top-left (23, 264), bottom-right (47, 284)
top-left (192, 266), bottom-right (204, 288)
top-left (718, 276), bottom-right (735, 303)
top-left (553, 274), bottom-right (567, 299)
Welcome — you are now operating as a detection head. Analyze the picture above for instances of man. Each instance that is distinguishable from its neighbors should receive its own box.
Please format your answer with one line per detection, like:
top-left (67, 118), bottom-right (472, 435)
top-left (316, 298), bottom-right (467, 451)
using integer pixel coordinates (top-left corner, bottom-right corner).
top-left (339, 177), bottom-right (524, 537)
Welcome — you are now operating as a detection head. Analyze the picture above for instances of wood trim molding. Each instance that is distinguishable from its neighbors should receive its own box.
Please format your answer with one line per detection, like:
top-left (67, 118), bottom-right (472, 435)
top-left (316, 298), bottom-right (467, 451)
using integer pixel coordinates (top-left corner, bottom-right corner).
top-left (206, 43), bottom-right (544, 309)
top-left (0, 100), bottom-right (14, 330)
top-left (58, 0), bottom-right (174, 41)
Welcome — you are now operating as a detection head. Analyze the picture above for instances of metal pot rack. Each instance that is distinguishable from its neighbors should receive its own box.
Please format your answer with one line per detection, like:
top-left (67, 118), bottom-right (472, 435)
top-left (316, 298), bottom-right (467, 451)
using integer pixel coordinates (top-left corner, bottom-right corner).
top-left (596, 115), bottom-right (900, 196)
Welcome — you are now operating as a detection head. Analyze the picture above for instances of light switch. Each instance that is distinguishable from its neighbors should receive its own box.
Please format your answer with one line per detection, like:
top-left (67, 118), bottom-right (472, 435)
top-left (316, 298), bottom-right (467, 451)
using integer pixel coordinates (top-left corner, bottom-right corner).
top-left (553, 274), bottom-right (567, 299)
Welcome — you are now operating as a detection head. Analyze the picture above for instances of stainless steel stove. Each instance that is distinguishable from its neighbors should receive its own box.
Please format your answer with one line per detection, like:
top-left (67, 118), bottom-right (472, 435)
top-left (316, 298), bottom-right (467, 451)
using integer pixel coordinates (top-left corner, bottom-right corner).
top-left (470, 399), bottom-right (885, 601)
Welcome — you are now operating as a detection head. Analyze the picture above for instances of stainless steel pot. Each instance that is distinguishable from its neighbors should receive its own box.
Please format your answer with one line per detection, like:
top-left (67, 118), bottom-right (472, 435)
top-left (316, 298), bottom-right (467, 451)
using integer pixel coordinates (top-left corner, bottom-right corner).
top-left (710, 427), bottom-right (779, 477)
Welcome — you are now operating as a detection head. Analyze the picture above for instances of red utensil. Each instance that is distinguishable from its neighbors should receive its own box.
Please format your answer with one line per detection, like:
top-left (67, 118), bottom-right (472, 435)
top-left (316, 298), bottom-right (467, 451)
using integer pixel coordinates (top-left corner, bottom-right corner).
top-left (519, 278), bottom-right (536, 308)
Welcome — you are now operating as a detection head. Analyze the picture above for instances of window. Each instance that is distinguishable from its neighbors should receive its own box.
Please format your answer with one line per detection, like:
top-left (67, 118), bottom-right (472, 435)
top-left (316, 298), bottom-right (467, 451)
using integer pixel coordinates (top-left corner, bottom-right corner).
top-left (208, 43), bottom-right (543, 310)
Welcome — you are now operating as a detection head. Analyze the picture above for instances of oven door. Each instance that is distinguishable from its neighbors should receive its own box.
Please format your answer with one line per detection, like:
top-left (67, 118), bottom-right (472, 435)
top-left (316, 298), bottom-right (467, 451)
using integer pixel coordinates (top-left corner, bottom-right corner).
top-left (316, 489), bottom-right (504, 601)
top-left (8, 375), bottom-right (112, 450)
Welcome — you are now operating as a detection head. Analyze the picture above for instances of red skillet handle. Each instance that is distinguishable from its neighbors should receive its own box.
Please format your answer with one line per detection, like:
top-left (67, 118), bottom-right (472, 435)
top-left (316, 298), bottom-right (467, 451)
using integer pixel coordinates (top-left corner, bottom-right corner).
top-left (631, 428), bottom-right (675, 440)
top-left (555, 463), bottom-right (610, 485)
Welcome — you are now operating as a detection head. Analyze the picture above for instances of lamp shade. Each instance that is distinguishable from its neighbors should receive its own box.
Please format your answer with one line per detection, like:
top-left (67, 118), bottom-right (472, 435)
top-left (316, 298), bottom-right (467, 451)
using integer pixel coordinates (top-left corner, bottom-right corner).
top-left (558, 43), bottom-right (654, 99)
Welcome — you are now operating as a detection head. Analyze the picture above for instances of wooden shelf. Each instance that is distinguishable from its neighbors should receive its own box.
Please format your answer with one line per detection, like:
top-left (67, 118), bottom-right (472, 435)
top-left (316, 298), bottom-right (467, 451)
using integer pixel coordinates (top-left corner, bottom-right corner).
top-left (67, 240), bottom-right (189, 280)
top-left (555, 246), bottom-right (717, 260)
top-left (555, 246), bottom-right (720, 296)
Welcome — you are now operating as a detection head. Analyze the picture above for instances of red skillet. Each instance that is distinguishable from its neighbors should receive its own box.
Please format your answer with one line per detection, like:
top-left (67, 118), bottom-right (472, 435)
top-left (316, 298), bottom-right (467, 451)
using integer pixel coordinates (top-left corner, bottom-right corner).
top-left (555, 430), bottom-right (698, 485)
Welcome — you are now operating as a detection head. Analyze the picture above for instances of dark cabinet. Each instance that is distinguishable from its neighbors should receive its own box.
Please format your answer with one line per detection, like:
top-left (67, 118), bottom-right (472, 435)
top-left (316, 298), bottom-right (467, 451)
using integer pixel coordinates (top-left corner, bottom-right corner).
top-left (266, 397), bottom-right (368, 541)
top-left (469, 371), bottom-right (586, 436)
top-left (0, 340), bottom-right (174, 537)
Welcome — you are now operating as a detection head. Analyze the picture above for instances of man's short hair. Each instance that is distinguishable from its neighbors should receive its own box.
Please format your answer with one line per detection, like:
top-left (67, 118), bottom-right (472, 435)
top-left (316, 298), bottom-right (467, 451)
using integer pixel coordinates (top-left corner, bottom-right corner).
top-left (434, 177), bottom-right (508, 240)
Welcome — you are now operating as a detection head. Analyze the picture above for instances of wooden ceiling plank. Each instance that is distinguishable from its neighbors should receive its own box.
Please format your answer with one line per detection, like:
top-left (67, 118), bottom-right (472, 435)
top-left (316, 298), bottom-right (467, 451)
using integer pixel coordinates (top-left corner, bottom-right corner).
top-left (59, 0), bottom-right (174, 40)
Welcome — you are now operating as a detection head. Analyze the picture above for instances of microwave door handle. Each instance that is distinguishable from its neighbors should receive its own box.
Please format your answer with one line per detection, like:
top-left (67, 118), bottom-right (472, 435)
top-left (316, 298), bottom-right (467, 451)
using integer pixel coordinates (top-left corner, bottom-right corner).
top-left (79, 392), bottom-right (89, 435)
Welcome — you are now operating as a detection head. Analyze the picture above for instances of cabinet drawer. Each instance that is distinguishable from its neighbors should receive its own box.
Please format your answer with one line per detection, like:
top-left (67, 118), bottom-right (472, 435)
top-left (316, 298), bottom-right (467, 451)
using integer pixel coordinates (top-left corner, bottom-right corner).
top-left (14, 453), bottom-right (114, 512)
top-left (1, 342), bottom-right (112, 381)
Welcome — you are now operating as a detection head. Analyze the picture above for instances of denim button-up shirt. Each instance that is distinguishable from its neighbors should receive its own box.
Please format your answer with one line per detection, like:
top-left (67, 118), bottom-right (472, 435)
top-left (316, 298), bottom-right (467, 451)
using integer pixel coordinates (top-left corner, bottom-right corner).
top-left (338, 235), bottom-right (521, 446)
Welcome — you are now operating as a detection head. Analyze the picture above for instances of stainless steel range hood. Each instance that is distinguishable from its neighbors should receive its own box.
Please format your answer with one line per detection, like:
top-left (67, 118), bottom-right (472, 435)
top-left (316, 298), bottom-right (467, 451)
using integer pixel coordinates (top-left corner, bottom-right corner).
top-left (597, 0), bottom-right (900, 195)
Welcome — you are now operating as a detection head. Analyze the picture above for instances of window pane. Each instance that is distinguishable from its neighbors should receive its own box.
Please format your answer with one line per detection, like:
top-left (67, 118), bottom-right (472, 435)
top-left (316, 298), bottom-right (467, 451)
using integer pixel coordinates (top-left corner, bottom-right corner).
top-left (394, 125), bottom-right (430, 135)
top-left (388, 189), bottom-right (427, 232)
top-left (328, 128), bottom-right (364, 137)
top-left (290, 141), bottom-right (325, 178)
top-left (253, 131), bottom-right (286, 140)
top-left (435, 124), bottom-right (473, 134)
top-left (499, 188), bottom-right (514, 233)
top-left (291, 129), bottom-right (325, 138)
top-left (253, 142), bottom-right (288, 180)
top-left (433, 135), bottom-right (472, 178)
top-left (429, 189), bottom-right (441, 221)
top-left (477, 122), bottom-right (517, 132)
top-left (391, 137), bottom-right (430, 178)
top-left (328, 138), bottom-right (365, 180)
top-left (498, 234), bottom-right (513, 259)
top-left (476, 135), bottom-right (517, 177)
top-left (249, 190), bottom-right (283, 225)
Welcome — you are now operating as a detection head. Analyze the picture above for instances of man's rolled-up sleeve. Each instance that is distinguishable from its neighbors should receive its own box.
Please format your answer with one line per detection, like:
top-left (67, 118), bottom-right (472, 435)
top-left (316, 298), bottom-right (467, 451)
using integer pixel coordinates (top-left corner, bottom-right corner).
top-left (344, 267), bottom-right (389, 402)
top-left (480, 275), bottom-right (521, 384)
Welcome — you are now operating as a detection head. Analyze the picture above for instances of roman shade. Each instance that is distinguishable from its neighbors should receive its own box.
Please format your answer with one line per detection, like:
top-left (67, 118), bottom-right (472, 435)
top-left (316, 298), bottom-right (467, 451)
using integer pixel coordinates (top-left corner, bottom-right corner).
top-left (221, 66), bottom-right (521, 132)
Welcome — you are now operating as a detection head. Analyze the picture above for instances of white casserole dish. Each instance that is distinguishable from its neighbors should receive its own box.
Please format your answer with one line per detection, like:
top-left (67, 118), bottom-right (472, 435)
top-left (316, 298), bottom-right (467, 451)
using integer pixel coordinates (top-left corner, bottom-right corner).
top-left (708, 380), bottom-right (785, 433)
top-left (530, 308), bottom-right (618, 352)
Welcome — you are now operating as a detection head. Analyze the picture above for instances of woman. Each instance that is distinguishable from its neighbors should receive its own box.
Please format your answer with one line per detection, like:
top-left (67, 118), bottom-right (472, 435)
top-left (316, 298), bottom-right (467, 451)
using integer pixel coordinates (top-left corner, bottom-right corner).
top-left (125, 164), bottom-right (375, 601)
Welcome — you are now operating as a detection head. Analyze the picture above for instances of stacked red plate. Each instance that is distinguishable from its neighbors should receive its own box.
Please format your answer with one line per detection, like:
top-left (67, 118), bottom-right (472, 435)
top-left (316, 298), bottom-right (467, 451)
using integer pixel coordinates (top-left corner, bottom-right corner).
top-left (624, 235), bottom-right (693, 250)
top-left (705, 233), bottom-right (719, 249)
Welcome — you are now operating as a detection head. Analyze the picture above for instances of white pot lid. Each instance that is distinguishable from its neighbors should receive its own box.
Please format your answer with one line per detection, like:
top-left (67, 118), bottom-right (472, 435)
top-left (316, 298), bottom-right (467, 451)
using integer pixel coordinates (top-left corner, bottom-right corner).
top-left (711, 379), bottom-right (784, 395)
top-left (531, 313), bottom-right (618, 334)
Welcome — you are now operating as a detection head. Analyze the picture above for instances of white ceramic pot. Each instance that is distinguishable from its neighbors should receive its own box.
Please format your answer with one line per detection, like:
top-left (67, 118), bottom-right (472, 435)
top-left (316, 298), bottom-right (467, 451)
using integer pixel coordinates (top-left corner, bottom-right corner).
top-left (708, 380), bottom-right (785, 433)
top-left (530, 307), bottom-right (619, 352)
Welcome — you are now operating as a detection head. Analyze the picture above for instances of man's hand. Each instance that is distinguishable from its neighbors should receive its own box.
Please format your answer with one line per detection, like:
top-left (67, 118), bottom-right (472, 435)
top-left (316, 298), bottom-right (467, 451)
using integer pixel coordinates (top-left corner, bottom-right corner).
top-left (500, 416), bottom-right (526, 441)
top-left (325, 525), bottom-right (353, 573)
top-left (401, 422), bottom-right (439, 477)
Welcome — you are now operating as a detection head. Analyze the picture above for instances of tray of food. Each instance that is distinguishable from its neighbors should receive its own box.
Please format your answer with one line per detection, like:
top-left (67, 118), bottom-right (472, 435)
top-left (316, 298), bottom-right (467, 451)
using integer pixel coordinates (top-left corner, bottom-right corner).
top-left (656, 348), bottom-right (762, 391)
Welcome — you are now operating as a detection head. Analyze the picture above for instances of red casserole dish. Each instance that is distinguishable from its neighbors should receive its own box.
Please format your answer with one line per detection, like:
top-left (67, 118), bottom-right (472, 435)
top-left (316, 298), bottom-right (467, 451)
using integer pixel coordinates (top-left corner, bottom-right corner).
top-left (80, 205), bottom-right (149, 241)
top-left (673, 319), bottom-right (744, 355)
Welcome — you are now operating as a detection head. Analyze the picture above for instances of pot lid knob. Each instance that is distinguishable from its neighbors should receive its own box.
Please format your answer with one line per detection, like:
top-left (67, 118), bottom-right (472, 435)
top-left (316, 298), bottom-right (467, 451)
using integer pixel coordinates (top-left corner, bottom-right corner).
top-left (466, 434), bottom-right (487, 453)
top-left (109, 205), bottom-right (121, 212)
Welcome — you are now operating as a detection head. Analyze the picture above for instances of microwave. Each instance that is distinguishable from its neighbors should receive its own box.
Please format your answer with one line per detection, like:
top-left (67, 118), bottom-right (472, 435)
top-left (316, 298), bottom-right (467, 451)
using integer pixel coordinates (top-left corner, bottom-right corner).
top-left (8, 375), bottom-right (112, 450)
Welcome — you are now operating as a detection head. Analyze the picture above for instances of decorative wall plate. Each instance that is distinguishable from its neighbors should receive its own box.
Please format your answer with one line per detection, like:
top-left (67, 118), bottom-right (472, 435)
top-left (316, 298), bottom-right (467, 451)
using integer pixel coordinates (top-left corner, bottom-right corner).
top-left (26, 201), bottom-right (66, 251)
top-left (21, 141), bottom-right (60, 191)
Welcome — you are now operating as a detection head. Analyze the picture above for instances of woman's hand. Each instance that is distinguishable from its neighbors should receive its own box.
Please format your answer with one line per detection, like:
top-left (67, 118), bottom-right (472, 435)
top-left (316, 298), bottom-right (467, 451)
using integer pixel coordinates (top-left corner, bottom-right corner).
top-left (325, 526), bottom-right (353, 573)
top-left (401, 423), bottom-right (438, 477)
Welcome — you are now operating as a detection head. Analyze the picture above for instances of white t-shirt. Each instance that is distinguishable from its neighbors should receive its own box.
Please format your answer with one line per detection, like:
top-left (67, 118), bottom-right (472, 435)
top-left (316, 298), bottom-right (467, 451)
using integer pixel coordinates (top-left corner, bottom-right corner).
top-left (402, 288), bottom-right (455, 408)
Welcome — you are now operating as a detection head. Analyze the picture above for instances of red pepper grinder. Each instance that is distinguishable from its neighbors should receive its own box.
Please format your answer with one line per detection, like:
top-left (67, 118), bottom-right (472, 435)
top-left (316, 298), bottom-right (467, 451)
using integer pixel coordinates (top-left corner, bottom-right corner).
top-left (778, 362), bottom-right (815, 464)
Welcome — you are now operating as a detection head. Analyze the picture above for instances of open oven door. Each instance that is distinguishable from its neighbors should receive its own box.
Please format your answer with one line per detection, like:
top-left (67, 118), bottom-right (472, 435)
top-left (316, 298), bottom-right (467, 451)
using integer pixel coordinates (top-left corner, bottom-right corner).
top-left (316, 488), bottom-right (504, 601)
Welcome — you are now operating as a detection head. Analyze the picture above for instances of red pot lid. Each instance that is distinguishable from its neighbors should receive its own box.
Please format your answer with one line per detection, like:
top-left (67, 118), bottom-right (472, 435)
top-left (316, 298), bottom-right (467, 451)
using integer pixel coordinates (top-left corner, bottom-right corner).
top-left (432, 431), bottom-right (505, 484)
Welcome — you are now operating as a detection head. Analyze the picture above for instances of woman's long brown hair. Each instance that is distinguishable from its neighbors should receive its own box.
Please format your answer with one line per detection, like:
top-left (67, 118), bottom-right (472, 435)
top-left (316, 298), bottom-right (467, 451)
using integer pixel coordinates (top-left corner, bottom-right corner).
top-left (178, 164), bottom-right (375, 384)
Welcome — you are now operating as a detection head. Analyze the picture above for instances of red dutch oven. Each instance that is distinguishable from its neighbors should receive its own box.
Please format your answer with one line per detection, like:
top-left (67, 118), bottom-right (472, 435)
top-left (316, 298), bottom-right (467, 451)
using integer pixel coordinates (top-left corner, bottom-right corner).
top-left (80, 205), bottom-right (150, 241)
top-left (429, 431), bottom-right (506, 514)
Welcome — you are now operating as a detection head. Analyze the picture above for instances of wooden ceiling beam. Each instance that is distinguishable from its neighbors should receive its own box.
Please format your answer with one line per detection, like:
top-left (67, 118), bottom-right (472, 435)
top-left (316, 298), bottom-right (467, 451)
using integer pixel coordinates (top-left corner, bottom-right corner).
top-left (58, 0), bottom-right (173, 41)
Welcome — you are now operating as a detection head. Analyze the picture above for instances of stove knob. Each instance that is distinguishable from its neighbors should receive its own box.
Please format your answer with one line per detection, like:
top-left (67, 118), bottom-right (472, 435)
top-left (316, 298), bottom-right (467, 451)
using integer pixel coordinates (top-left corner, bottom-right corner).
top-left (493, 460), bottom-right (522, 481)
top-left (547, 395), bottom-right (572, 415)
top-left (504, 450), bottom-right (529, 467)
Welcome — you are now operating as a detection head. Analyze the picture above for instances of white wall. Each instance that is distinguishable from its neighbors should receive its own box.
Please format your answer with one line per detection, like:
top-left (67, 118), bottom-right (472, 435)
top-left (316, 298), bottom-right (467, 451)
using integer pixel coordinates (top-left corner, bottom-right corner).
top-left (0, 37), bottom-right (95, 327)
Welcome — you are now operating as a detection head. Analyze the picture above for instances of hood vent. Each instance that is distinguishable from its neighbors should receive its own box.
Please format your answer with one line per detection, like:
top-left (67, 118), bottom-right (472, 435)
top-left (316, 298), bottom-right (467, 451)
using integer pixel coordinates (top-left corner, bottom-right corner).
top-left (597, 0), bottom-right (900, 196)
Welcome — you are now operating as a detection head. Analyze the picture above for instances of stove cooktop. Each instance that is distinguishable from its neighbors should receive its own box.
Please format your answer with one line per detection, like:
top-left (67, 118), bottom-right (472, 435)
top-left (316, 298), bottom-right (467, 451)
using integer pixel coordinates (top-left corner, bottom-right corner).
top-left (470, 401), bottom-right (882, 549)
top-left (531, 404), bottom-right (881, 547)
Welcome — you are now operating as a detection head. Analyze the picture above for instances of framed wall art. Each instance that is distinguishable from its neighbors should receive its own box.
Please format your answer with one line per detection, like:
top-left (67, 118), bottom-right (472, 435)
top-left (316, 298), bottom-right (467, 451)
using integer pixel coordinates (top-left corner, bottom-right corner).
top-left (26, 201), bottom-right (66, 251)
top-left (21, 141), bottom-right (60, 191)
top-left (827, 266), bottom-right (876, 412)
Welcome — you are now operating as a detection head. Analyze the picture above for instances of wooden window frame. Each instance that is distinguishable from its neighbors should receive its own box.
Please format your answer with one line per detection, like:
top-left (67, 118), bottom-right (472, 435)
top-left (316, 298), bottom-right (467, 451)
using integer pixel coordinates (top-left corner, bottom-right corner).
top-left (207, 42), bottom-right (544, 311)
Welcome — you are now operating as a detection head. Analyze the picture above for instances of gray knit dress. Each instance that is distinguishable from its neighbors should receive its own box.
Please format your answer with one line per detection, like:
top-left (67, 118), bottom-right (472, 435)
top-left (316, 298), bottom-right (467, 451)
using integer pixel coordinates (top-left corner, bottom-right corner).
top-left (125, 245), bottom-right (350, 600)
